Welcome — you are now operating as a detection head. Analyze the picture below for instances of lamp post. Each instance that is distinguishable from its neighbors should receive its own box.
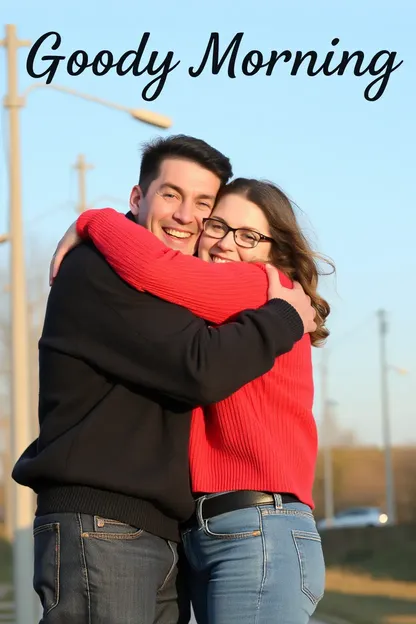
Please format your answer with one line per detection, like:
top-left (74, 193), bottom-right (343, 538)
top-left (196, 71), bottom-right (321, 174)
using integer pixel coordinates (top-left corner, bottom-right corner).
top-left (320, 348), bottom-right (335, 525)
top-left (377, 309), bottom-right (396, 524)
top-left (0, 23), bottom-right (172, 624)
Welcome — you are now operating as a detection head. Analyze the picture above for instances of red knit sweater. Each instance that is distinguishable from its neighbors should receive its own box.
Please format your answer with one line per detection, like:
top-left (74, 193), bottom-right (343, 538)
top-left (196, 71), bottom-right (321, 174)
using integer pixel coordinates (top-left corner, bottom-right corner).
top-left (76, 209), bottom-right (317, 507)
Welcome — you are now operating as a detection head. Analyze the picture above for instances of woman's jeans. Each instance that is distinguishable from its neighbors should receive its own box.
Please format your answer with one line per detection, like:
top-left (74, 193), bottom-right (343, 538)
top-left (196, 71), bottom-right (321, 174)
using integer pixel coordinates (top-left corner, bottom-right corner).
top-left (182, 493), bottom-right (325, 624)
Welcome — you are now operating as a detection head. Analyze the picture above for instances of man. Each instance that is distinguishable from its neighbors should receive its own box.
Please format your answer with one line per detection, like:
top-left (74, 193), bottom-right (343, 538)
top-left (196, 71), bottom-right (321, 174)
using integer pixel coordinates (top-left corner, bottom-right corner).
top-left (13, 135), bottom-right (316, 624)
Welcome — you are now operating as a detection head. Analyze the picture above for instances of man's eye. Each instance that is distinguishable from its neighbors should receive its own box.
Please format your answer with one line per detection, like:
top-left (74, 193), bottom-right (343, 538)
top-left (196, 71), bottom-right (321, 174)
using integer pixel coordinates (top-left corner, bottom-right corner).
top-left (164, 193), bottom-right (178, 200)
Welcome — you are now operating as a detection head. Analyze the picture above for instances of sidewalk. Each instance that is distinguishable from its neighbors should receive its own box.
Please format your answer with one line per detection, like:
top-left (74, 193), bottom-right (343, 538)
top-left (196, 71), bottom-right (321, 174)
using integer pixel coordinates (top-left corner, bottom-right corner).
top-left (0, 584), bottom-right (13, 624)
top-left (0, 598), bottom-right (338, 624)
top-left (189, 613), bottom-right (328, 623)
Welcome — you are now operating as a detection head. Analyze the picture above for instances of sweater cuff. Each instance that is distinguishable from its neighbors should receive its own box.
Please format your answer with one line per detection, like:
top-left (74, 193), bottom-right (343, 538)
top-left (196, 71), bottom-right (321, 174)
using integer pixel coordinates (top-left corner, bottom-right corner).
top-left (265, 298), bottom-right (304, 343)
top-left (76, 209), bottom-right (95, 239)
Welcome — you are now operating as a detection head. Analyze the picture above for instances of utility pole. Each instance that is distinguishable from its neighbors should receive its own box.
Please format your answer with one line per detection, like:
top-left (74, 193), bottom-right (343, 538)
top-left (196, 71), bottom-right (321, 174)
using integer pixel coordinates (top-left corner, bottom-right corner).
top-left (1, 25), bottom-right (171, 624)
top-left (0, 307), bottom-right (12, 542)
top-left (377, 309), bottom-right (396, 524)
top-left (28, 287), bottom-right (45, 442)
top-left (0, 416), bottom-right (13, 542)
top-left (0, 24), bottom-right (37, 624)
top-left (321, 349), bottom-right (334, 524)
top-left (73, 154), bottom-right (94, 214)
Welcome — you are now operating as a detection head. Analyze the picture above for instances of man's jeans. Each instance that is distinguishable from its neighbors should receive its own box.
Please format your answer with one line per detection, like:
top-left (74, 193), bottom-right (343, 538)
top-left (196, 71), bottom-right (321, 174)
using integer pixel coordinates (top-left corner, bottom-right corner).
top-left (33, 512), bottom-right (190, 624)
top-left (182, 495), bottom-right (326, 624)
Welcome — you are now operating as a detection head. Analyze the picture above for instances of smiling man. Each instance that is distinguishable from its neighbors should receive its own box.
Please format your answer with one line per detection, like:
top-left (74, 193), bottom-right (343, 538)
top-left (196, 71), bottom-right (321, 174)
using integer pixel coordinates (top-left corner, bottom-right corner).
top-left (13, 135), bottom-right (316, 624)
top-left (133, 155), bottom-right (219, 252)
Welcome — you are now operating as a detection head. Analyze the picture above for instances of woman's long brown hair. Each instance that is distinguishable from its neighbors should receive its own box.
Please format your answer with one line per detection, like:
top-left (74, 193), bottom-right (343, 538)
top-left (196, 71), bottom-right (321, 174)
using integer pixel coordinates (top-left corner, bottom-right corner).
top-left (216, 178), bottom-right (334, 347)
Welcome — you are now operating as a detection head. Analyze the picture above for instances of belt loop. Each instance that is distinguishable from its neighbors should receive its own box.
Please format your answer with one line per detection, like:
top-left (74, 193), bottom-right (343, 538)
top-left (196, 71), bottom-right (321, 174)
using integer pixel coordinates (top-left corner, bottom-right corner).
top-left (273, 493), bottom-right (283, 509)
top-left (196, 495), bottom-right (207, 528)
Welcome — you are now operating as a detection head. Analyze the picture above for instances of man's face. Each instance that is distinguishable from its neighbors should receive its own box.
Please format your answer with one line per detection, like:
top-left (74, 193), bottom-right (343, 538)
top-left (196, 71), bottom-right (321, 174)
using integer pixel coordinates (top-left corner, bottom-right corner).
top-left (129, 158), bottom-right (221, 256)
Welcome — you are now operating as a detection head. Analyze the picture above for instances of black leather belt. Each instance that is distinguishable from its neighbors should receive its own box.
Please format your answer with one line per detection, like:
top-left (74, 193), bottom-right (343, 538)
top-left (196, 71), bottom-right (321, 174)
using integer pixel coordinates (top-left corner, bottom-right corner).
top-left (183, 491), bottom-right (300, 529)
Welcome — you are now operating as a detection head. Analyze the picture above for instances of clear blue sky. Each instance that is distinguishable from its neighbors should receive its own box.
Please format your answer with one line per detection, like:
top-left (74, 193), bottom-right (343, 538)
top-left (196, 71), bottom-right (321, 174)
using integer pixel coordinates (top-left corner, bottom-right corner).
top-left (1, 0), bottom-right (415, 445)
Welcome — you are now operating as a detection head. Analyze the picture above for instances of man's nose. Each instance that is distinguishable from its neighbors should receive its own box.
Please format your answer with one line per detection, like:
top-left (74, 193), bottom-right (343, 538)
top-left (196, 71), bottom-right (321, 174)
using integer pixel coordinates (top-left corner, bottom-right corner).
top-left (173, 200), bottom-right (194, 224)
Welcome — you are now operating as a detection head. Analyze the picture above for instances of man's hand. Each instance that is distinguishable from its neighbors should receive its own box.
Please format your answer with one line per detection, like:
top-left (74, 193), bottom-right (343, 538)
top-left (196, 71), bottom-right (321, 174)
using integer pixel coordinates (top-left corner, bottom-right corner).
top-left (49, 221), bottom-right (82, 285)
top-left (265, 264), bottom-right (317, 334)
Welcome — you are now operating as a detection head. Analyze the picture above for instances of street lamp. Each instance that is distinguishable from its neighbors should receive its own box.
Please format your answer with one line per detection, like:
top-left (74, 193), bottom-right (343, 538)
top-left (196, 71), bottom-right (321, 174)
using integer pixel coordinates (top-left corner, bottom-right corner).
top-left (320, 348), bottom-right (335, 525)
top-left (21, 82), bottom-right (172, 128)
top-left (377, 309), bottom-right (397, 525)
top-left (0, 23), bottom-right (172, 624)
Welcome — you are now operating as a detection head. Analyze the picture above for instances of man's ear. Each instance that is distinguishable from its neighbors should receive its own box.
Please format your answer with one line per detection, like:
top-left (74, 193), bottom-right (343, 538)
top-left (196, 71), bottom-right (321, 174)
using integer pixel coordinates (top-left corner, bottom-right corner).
top-left (129, 185), bottom-right (143, 217)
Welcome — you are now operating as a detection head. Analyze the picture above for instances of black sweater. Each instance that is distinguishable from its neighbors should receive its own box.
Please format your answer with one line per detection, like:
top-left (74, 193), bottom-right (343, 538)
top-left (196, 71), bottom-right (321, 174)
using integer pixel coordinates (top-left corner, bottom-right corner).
top-left (12, 241), bottom-right (303, 541)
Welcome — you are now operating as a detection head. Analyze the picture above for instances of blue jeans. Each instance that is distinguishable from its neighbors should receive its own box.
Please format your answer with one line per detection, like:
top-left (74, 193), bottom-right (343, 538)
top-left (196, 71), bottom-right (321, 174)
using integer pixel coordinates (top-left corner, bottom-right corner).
top-left (182, 494), bottom-right (325, 624)
top-left (33, 512), bottom-right (190, 624)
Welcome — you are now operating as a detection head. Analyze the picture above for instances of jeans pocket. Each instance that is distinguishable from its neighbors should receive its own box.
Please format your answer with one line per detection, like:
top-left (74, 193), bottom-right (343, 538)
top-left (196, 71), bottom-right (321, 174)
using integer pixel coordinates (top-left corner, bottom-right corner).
top-left (33, 522), bottom-right (60, 615)
top-left (204, 507), bottom-right (262, 540)
top-left (82, 516), bottom-right (144, 540)
top-left (292, 529), bottom-right (326, 605)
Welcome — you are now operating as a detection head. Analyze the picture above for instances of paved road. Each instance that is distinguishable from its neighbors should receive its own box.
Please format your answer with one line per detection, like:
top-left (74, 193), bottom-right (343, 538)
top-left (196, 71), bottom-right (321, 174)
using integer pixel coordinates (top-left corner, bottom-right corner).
top-left (0, 595), bottom-right (328, 624)
top-left (0, 609), bottom-right (325, 624)
top-left (190, 613), bottom-right (325, 623)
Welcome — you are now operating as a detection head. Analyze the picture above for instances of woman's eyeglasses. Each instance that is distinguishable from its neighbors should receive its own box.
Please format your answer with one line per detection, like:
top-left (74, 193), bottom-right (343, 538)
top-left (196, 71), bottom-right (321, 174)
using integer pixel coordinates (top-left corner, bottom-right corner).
top-left (202, 217), bottom-right (274, 249)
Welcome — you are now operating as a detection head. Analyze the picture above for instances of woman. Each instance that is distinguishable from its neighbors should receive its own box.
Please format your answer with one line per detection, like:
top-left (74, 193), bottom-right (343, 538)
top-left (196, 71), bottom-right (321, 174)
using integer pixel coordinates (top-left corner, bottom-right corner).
top-left (52, 178), bottom-right (332, 623)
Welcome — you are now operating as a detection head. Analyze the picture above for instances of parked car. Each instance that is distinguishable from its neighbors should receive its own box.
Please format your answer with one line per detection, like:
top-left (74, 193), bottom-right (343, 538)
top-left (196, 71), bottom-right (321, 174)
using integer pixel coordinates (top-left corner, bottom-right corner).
top-left (316, 506), bottom-right (389, 530)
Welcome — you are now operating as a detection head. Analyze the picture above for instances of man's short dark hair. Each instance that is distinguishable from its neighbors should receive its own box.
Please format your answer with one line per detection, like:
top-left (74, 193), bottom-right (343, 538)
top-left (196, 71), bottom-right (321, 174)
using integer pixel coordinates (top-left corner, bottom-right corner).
top-left (139, 135), bottom-right (233, 195)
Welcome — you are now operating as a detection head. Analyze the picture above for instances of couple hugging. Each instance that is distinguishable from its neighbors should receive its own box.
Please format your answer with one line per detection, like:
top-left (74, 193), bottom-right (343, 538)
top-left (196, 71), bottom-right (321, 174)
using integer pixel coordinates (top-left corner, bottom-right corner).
top-left (13, 134), bottom-right (332, 624)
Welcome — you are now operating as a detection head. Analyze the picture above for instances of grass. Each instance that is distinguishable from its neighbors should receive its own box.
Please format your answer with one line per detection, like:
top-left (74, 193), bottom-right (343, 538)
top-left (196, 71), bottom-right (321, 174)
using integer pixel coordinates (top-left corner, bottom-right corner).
top-left (2, 522), bottom-right (416, 624)
top-left (0, 536), bottom-right (12, 585)
top-left (318, 590), bottom-right (416, 624)
top-left (322, 528), bottom-right (416, 583)
top-left (316, 526), bottom-right (416, 624)
top-left (0, 532), bottom-right (13, 624)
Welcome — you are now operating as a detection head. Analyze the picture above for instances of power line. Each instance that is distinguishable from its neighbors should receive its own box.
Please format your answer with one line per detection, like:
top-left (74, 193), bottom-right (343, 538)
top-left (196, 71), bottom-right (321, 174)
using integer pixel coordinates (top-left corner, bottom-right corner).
top-left (329, 312), bottom-right (375, 353)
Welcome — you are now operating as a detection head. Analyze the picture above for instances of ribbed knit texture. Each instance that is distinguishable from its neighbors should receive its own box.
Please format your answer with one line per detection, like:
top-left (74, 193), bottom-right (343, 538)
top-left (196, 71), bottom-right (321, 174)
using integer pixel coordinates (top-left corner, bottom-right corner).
top-left (77, 209), bottom-right (317, 508)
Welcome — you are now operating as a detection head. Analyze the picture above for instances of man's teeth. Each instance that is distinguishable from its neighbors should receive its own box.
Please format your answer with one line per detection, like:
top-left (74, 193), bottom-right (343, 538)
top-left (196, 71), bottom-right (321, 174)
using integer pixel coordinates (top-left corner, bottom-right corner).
top-left (164, 228), bottom-right (192, 239)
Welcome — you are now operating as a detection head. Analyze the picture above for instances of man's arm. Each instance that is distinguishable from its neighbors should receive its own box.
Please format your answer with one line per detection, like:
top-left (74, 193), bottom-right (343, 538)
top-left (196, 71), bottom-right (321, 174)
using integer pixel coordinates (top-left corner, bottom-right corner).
top-left (51, 209), bottom-right (317, 333)
top-left (42, 243), bottom-right (304, 407)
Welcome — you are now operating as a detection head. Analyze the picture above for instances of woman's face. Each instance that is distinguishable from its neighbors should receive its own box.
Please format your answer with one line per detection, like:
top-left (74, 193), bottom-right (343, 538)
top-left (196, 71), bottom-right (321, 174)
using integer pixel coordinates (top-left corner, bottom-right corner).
top-left (198, 193), bottom-right (273, 263)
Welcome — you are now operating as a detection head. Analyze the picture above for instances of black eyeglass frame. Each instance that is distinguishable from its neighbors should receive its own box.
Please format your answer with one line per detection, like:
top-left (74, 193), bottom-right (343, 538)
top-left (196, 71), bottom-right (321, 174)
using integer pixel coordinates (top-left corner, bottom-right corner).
top-left (202, 217), bottom-right (274, 249)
